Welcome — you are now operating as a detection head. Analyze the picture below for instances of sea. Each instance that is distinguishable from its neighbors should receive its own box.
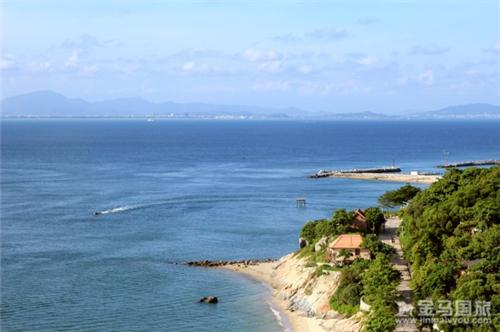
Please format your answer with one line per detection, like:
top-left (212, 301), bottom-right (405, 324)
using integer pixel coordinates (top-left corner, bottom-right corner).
top-left (1, 119), bottom-right (499, 331)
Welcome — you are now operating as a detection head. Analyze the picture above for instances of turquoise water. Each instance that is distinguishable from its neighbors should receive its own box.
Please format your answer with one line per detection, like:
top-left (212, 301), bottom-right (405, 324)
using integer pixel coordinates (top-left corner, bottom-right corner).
top-left (1, 120), bottom-right (499, 331)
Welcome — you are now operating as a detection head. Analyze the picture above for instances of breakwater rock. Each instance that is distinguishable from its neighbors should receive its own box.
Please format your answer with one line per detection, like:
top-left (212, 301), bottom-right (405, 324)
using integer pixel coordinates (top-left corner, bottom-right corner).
top-left (199, 296), bottom-right (218, 304)
top-left (185, 258), bottom-right (276, 267)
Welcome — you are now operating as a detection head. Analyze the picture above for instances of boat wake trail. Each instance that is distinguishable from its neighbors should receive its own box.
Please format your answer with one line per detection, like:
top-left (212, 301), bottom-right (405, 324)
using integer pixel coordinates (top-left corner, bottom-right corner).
top-left (94, 205), bottom-right (144, 216)
top-left (93, 195), bottom-right (283, 216)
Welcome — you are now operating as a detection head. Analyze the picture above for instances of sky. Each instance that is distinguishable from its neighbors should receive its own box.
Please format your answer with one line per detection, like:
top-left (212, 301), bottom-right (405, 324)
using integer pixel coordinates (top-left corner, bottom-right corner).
top-left (1, 0), bottom-right (499, 113)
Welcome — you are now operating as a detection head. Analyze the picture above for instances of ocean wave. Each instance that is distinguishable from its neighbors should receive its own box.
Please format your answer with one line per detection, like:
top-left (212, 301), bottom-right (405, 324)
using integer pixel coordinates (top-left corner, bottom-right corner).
top-left (268, 302), bottom-right (292, 332)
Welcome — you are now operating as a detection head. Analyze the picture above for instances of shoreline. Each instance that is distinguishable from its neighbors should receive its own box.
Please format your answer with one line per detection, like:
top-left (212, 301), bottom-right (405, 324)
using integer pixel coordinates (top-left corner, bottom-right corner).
top-left (217, 261), bottom-right (328, 332)
top-left (322, 172), bottom-right (440, 184)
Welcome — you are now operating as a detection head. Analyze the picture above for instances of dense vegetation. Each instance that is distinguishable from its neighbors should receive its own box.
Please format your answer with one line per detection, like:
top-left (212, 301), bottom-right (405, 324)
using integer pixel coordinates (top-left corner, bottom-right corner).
top-left (299, 207), bottom-right (386, 246)
top-left (329, 259), bottom-right (371, 315)
top-left (328, 244), bottom-right (400, 332)
top-left (400, 167), bottom-right (499, 331)
top-left (361, 234), bottom-right (396, 258)
top-left (378, 184), bottom-right (421, 207)
top-left (362, 254), bottom-right (400, 331)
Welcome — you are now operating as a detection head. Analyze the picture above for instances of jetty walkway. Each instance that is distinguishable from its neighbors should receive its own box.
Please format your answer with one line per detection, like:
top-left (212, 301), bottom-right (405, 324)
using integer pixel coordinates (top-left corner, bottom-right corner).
top-left (312, 171), bottom-right (440, 184)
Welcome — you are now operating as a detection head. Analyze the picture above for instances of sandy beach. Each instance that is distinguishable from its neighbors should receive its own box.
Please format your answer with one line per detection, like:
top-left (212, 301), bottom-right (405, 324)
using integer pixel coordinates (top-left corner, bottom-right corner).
top-left (219, 262), bottom-right (333, 332)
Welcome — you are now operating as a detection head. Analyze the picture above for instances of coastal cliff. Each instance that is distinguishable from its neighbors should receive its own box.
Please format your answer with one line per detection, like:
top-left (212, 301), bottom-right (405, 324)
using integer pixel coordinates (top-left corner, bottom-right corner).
top-left (222, 253), bottom-right (365, 332)
top-left (271, 253), bottom-right (364, 331)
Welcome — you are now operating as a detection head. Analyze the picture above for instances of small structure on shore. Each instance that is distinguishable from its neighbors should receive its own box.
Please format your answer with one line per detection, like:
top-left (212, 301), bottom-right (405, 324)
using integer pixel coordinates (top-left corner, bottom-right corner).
top-left (326, 234), bottom-right (370, 263)
top-left (296, 198), bottom-right (306, 207)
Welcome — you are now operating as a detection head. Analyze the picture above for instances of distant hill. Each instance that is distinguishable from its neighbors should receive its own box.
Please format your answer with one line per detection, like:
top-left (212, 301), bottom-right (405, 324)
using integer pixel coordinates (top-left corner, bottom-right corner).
top-left (1, 91), bottom-right (499, 119)
top-left (319, 111), bottom-right (392, 120)
top-left (0, 91), bottom-right (292, 119)
top-left (410, 103), bottom-right (500, 119)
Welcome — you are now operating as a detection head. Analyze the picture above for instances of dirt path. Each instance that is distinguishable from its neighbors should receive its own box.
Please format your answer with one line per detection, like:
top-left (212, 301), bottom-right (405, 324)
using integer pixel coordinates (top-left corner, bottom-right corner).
top-left (379, 216), bottom-right (417, 332)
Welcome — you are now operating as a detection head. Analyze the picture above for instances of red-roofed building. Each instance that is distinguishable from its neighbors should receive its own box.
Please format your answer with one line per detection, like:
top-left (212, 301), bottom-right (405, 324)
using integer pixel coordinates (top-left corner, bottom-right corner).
top-left (351, 209), bottom-right (368, 231)
top-left (326, 234), bottom-right (370, 263)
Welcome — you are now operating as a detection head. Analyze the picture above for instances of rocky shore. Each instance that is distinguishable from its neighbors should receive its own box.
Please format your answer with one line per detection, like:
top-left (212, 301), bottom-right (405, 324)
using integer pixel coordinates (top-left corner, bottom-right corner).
top-left (185, 258), bottom-right (276, 267)
top-left (188, 254), bottom-right (363, 332)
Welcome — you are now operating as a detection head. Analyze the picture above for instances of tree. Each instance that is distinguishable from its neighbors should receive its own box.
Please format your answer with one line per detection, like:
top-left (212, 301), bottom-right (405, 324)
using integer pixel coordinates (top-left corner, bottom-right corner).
top-left (378, 184), bottom-right (421, 207)
top-left (363, 300), bottom-right (397, 332)
top-left (362, 254), bottom-right (400, 305)
top-left (361, 234), bottom-right (395, 258)
top-left (400, 167), bottom-right (500, 331)
top-left (329, 259), bottom-right (370, 315)
top-left (331, 209), bottom-right (353, 233)
top-left (364, 207), bottom-right (386, 234)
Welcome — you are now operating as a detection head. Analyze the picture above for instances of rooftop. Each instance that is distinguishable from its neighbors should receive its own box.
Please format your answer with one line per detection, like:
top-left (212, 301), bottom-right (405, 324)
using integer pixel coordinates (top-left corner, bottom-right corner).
top-left (329, 234), bottom-right (364, 249)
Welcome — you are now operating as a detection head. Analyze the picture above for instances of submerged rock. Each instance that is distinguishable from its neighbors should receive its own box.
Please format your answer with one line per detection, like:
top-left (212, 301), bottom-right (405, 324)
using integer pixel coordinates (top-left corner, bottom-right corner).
top-left (199, 296), bottom-right (218, 304)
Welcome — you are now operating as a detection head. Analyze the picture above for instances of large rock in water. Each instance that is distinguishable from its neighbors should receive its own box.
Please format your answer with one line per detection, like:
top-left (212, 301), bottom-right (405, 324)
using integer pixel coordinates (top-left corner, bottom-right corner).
top-left (298, 237), bottom-right (308, 248)
top-left (199, 296), bottom-right (218, 304)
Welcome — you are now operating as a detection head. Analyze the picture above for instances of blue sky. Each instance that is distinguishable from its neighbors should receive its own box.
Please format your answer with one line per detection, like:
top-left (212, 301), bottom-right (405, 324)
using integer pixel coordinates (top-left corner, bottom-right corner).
top-left (1, 0), bottom-right (499, 113)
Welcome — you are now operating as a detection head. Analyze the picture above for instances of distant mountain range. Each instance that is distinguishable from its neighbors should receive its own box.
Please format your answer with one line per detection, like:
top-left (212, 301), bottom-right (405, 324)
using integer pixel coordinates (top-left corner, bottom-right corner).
top-left (402, 103), bottom-right (500, 119)
top-left (1, 91), bottom-right (500, 119)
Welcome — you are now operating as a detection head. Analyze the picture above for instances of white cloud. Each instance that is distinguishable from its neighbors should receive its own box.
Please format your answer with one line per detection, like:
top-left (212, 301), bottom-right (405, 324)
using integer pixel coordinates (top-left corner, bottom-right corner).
top-left (65, 49), bottom-right (80, 68)
top-left (358, 18), bottom-right (378, 25)
top-left (0, 56), bottom-right (16, 70)
top-left (399, 70), bottom-right (435, 86)
top-left (181, 61), bottom-right (212, 73)
top-left (397, 70), bottom-right (436, 86)
top-left (30, 60), bottom-right (53, 72)
top-left (417, 70), bottom-right (435, 85)
top-left (410, 44), bottom-right (449, 56)
top-left (484, 42), bottom-right (500, 54)
top-left (64, 49), bottom-right (97, 75)
top-left (297, 64), bottom-right (312, 74)
top-left (243, 48), bottom-right (280, 62)
top-left (253, 80), bottom-right (291, 92)
top-left (272, 33), bottom-right (302, 43)
top-left (305, 28), bottom-right (347, 41)
top-left (61, 34), bottom-right (116, 50)
top-left (81, 64), bottom-right (97, 75)
top-left (356, 56), bottom-right (378, 67)
top-left (258, 61), bottom-right (283, 73)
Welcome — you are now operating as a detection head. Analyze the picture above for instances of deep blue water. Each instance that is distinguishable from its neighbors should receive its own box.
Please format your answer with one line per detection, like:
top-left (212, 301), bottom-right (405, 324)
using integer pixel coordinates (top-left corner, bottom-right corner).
top-left (1, 120), bottom-right (499, 331)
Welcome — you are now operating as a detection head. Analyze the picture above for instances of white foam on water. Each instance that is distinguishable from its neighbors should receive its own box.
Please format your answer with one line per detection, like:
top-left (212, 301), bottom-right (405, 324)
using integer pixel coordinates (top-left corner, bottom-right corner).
top-left (267, 301), bottom-right (292, 332)
top-left (96, 205), bottom-right (142, 215)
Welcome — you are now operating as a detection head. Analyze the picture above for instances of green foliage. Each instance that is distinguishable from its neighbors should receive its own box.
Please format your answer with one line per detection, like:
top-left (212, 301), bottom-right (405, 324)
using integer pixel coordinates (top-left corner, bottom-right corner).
top-left (364, 207), bottom-right (386, 234)
top-left (299, 218), bottom-right (336, 244)
top-left (361, 234), bottom-right (396, 258)
top-left (363, 299), bottom-right (397, 332)
top-left (338, 248), bottom-right (353, 265)
top-left (378, 184), bottom-right (421, 207)
top-left (331, 209), bottom-right (353, 233)
top-left (361, 254), bottom-right (400, 331)
top-left (362, 254), bottom-right (400, 305)
top-left (329, 259), bottom-right (371, 316)
top-left (299, 206), bottom-right (385, 248)
top-left (412, 258), bottom-right (457, 300)
top-left (315, 264), bottom-right (338, 277)
top-left (296, 243), bottom-right (326, 265)
top-left (400, 166), bottom-right (500, 330)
